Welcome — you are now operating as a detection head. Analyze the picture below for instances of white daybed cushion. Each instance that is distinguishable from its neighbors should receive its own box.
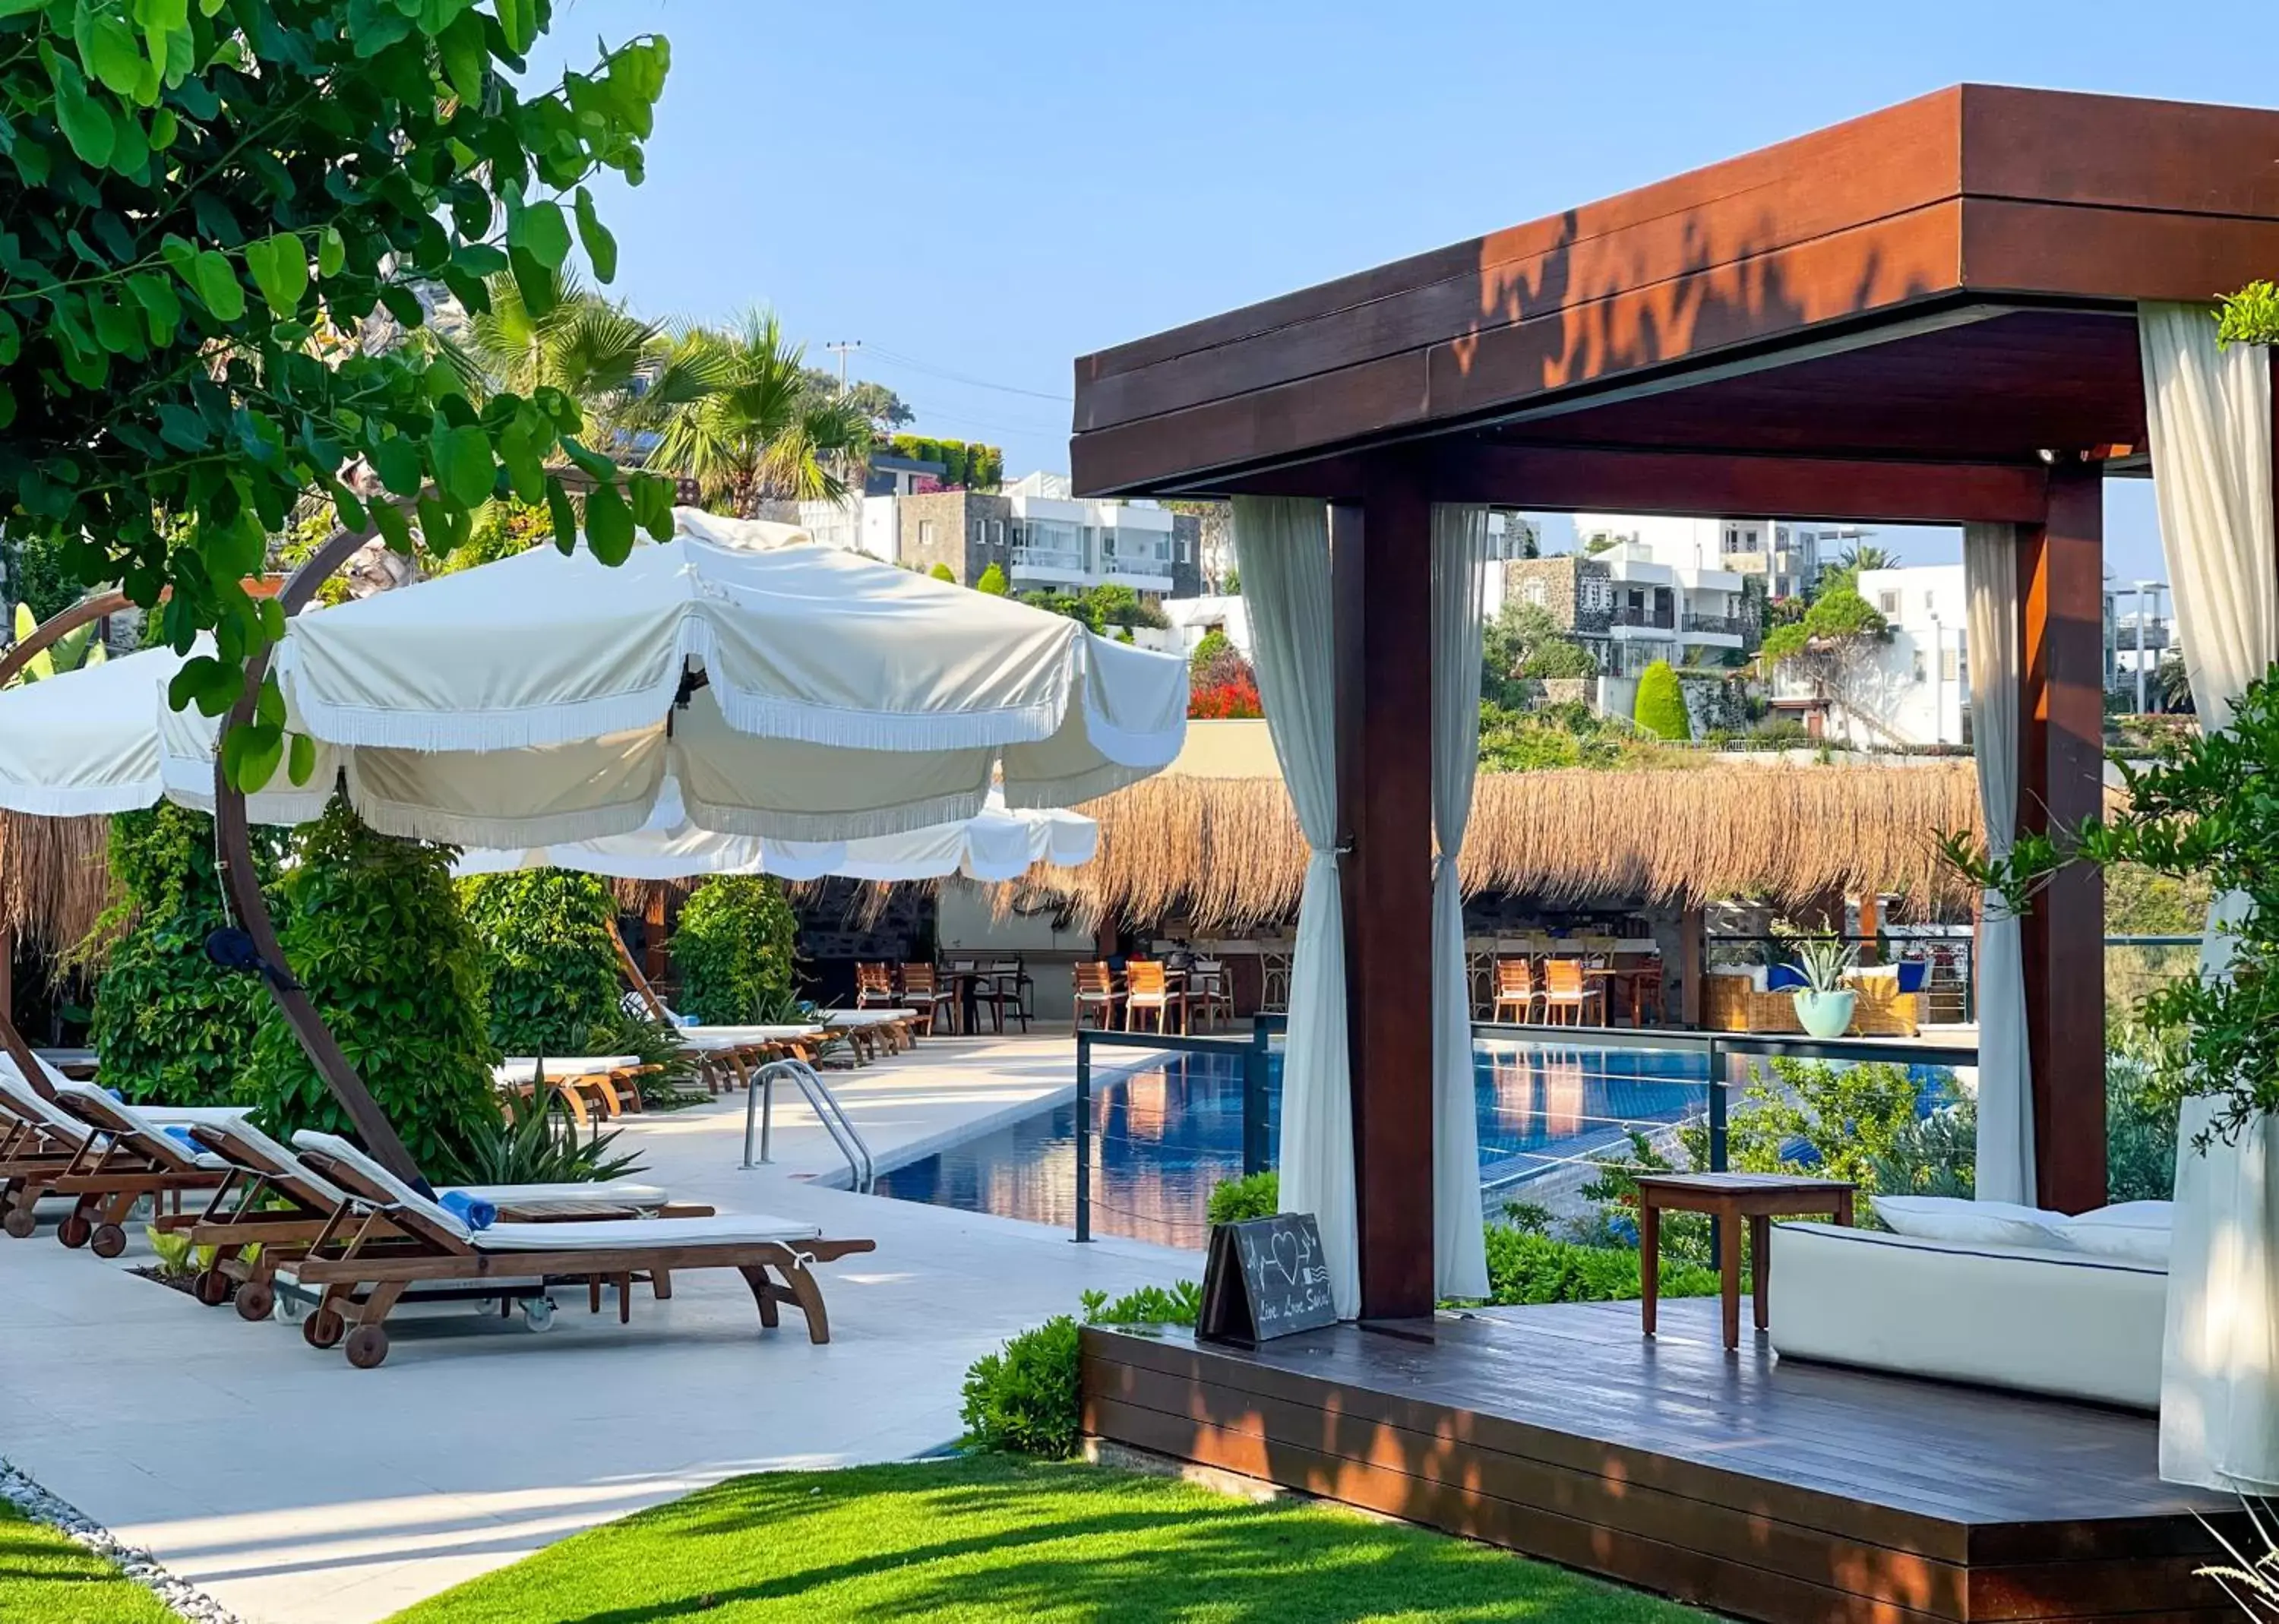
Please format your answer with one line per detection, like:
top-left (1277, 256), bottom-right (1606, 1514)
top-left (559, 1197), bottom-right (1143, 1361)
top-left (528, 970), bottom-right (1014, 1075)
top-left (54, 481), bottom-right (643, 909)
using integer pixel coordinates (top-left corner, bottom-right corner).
top-left (2056, 1200), bottom-right (2173, 1267)
top-left (1870, 1194), bottom-right (2069, 1249)
top-left (1769, 1221), bottom-right (2165, 1410)
top-left (466, 1215), bottom-right (819, 1252)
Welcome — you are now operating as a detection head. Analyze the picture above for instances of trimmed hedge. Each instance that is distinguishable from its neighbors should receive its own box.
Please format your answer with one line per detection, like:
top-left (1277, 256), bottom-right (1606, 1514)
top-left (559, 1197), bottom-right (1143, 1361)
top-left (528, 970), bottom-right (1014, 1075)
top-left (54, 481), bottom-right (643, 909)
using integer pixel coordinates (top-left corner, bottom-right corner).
top-left (1633, 660), bottom-right (1691, 740)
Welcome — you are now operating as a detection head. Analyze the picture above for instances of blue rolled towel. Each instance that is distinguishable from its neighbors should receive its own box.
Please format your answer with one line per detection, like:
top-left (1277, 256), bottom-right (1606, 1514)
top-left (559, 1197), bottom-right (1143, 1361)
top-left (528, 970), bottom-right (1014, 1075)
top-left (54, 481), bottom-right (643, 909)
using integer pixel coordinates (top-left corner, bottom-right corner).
top-left (163, 1125), bottom-right (201, 1155)
top-left (438, 1190), bottom-right (497, 1231)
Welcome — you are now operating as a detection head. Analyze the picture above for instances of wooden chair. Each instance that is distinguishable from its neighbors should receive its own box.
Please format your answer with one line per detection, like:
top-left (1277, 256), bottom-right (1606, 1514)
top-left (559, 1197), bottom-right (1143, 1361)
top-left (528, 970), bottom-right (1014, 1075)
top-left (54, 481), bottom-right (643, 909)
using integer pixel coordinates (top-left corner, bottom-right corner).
top-left (1188, 959), bottom-right (1234, 1032)
top-left (898, 963), bottom-right (955, 1035)
top-left (1074, 962), bottom-right (1124, 1030)
top-left (1258, 950), bottom-right (1292, 1014)
top-left (1491, 957), bottom-right (1541, 1024)
top-left (1124, 960), bottom-right (1183, 1034)
top-left (853, 962), bottom-right (898, 1009)
top-left (289, 1131), bottom-right (875, 1369)
top-left (1540, 958), bottom-right (1604, 1027)
top-left (1629, 963), bottom-right (1667, 1027)
top-left (0, 1077), bottom-right (227, 1254)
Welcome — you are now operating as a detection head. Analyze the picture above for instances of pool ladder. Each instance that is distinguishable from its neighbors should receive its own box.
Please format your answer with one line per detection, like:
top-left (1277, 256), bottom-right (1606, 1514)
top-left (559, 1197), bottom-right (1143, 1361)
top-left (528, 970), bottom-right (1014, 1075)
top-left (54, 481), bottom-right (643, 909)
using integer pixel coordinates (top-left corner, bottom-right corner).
top-left (741, 1058), bottom-right (876, 1193)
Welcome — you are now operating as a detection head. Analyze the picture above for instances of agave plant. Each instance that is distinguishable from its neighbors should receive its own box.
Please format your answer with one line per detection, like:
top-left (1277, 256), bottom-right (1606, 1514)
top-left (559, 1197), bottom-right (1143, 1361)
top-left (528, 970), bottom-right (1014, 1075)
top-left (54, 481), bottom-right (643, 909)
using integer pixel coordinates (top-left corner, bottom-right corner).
top-left (449, 1076), bottom-right (646, 1187)
top-left (2196, 1498), bottom-right (2279, 1620)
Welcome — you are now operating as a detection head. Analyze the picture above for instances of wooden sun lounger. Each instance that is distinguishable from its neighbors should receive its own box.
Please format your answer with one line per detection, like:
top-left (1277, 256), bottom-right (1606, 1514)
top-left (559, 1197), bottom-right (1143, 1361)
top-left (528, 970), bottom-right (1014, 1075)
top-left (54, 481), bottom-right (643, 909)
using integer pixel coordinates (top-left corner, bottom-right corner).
top-left (1, 1082), bottom-right (231, 1255)
top-left (493, 1056), bottom-right (662, 1126)
top-left (172, 1117), bottom-right (701, 1321)
top-left (289, 1131), bottom-right (875, 1368)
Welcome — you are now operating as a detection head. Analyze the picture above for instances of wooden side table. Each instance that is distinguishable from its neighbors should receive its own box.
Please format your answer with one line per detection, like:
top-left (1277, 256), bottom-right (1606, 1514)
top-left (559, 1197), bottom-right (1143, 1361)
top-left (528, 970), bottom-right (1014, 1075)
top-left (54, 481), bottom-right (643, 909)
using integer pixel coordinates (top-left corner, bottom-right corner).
top-left (1634, 1171), bottom-right (1856, 1349)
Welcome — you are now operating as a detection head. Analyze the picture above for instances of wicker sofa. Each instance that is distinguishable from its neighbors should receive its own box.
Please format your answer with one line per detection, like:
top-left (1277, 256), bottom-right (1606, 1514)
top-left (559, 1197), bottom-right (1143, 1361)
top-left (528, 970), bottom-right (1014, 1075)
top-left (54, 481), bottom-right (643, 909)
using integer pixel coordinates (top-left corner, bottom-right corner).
top-left (1702, 965), bottom-right (1922, 1036)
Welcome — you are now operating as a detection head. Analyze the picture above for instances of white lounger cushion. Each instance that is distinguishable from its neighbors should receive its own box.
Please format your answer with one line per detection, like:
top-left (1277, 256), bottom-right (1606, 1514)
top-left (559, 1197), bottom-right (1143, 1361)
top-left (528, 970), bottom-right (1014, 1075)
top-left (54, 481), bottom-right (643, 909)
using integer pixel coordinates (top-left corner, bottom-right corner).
top-left (1769, 1221), bottom-right (2165, 1410)
top-left (448, 1181), bottom-right (671, 1209)
top-left (494, 1056), bottom-right (641, 1083)
top-left (0, 1067), bottom-right (86, 1138)
top-left (196, 1116), bottom-right (355, 1207)
top-left (815, 1009), bottom-right (915, 1026)
top-left (678, 1025), bottom-right (823, 1050)
top-left (1870, 1194), bottom-right (2069, 1250)
top-left (468, 1215), bottom-right (819, 1252)
top-left (55, 1083), bottom-right (229, 1171)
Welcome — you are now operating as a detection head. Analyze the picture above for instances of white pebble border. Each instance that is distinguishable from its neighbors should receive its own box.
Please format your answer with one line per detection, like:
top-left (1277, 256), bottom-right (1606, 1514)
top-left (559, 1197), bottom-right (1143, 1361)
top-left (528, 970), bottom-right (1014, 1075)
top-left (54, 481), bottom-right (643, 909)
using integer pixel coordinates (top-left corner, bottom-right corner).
top-left (1, 1455), bottom-right (243, 1624)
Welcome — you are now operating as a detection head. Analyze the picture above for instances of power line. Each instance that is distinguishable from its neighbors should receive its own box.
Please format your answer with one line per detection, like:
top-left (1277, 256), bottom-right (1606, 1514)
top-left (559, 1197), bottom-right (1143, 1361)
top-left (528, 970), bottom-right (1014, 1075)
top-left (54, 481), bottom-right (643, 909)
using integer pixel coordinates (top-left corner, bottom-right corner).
top-left (863, 343), bottom-right (1073, 404)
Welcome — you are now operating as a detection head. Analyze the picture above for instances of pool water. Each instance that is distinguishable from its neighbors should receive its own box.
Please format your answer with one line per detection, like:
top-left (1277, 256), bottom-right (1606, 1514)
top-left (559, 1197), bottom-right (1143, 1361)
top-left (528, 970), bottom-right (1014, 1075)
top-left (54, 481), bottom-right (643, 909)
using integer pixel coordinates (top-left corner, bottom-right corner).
top-left (871, 1040), bottom-right (1712, 1248)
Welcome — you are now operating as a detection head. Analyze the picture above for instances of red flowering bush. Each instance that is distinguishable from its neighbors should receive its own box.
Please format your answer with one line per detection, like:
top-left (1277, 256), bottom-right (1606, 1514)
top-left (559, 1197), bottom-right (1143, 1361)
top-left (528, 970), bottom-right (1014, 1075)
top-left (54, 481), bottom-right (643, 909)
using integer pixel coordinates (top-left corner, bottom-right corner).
top-left (1190, 674), bottom-right (1263, 719)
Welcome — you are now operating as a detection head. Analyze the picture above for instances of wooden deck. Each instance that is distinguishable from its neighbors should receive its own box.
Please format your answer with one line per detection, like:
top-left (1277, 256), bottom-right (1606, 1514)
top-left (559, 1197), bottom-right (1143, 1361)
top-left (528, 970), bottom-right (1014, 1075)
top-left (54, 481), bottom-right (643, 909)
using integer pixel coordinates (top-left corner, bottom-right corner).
top-left (1081, 1298), bottom-right (2240, 1624)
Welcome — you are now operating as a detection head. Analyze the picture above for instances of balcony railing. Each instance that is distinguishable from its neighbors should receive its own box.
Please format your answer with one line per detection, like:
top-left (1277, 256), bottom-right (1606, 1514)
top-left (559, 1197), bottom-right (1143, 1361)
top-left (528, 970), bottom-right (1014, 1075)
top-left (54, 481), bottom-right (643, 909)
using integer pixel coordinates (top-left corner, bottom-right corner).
top-left (1608, 605), bottom-right (1674, 630)
top-left (1683, 613), bottom-right (1746, 637)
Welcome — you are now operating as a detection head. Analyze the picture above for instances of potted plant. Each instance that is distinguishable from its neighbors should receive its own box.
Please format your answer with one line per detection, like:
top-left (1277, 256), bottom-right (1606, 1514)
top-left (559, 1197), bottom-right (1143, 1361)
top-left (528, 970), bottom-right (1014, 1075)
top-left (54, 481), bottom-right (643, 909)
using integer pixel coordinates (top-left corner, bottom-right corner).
top-left (1782, 930), bottom-right (1860, 1038)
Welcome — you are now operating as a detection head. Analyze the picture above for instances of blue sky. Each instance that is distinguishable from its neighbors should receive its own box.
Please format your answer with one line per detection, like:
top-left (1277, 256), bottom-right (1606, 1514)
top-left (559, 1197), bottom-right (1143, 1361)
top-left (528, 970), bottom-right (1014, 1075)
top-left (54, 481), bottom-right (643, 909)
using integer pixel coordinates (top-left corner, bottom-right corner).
top-left (539, 0), bottom-right (2279, 582)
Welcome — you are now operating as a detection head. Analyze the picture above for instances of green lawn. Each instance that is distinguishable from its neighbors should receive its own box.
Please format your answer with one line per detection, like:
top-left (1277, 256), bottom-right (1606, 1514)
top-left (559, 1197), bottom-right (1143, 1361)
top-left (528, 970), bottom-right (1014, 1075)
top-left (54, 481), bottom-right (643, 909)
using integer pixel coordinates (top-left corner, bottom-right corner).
top-left (385, 1455), bottom-right (1706, 1624)
top-left (0, 1499), bottom-right (180, 1623)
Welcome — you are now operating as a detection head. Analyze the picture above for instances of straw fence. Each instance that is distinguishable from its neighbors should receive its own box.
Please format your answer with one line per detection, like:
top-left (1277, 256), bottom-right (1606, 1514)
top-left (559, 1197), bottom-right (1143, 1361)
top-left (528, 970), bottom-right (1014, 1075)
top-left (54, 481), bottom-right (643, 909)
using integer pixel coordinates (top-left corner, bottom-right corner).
top-left (1030, 763), bottom-right (1991, 933)
top-left (0, 811), bottom-right (112, 956)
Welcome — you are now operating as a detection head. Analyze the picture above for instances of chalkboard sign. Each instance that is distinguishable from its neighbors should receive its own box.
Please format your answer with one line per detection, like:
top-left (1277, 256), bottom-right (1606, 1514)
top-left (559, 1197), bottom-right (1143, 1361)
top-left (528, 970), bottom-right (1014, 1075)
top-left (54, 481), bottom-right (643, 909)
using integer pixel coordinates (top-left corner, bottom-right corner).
top-left (1196, 1212), bottom-right (1338, 1347)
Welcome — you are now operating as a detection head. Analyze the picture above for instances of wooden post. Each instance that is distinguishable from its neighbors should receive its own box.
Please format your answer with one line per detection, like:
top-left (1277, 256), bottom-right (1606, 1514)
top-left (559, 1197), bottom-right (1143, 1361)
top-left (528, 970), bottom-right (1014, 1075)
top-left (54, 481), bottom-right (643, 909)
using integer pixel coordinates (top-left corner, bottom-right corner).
top-left (0, 922), bottom-right (12, 1034)
top-left (643, 885), bottom-right (669, 981)
top-left (1678, 907), bottom-right (1707, 1028)
top-left (1856, 893), bottom-right (1881, 965)
top-left (2018, 460), bottom-right (2107, 1213)
top-left (1333, 468), bottom-right (1437, 1322)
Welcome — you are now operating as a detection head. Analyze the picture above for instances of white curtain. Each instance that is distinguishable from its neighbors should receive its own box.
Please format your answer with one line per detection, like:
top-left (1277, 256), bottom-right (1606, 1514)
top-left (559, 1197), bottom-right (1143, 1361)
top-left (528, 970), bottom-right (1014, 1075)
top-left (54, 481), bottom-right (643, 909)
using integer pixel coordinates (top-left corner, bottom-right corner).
top-left (2138, 301), bottom-right (2279, 1493)
top-left (1231, 496), bottom-right (1359, 1319)
top-left (1430, 504), bottom-right (1491, 1300)
top-left (1963, 523), bottom-right (2033, 1205)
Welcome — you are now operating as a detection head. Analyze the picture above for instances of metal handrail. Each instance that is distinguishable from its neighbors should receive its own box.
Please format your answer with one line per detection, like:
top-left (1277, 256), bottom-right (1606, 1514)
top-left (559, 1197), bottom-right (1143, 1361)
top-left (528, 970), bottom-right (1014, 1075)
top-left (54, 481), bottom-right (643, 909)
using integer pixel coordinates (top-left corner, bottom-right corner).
top-left (741, 1058), bottom-right (875, 1193)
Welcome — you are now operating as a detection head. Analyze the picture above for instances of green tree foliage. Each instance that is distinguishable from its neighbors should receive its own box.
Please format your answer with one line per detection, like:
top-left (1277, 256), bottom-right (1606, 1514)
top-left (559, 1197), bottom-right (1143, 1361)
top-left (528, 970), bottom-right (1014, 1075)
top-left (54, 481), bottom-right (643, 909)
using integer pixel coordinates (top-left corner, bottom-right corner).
top-left (1758, 587), bottom-right (1887, 673)
top-left (0, 2), bottom-right (676, 749)
top-left (800, 369), bottom-right (912, 431)
top-left (974, 561), bottom-right (1008, 596)
top-left (1724, 1059), bottom-right (1949, 1193)
top-left (1632, 660), bottom-right (1691, 740)
top-left (2, 532), bottom-right (79, 621)
top-left (1946, 662), bottom-right (2279, 1146)
top-left (87, 804), bottom-right (272, 1105)
top-left (637, 310), bottom-right (874, 514)
top-left (1206, 1170), bottom-right (1280, 1224)
top-left (245, 798), bottom-right (496, 1175)
top-left (1022, 583), bottom-right (1168, 633)
top-left (1188, 627), bottom-right (1235, 676)
top-left (460, 870), bottom-right (622, 1056)
top-left (670, 876), bottom-right (798, 1025)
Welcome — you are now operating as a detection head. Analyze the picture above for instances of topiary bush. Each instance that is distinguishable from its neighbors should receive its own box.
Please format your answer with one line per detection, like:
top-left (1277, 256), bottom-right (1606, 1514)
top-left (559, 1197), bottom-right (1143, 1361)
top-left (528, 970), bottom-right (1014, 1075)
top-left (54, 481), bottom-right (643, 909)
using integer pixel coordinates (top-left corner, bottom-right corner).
top-left (975, 561), bottom-right (1009, 596)
top-left (245, 798), bottom-right (499, 1177)
top-left (87, 804), bottom-right (275, 1106)
top-left (460, 871), bottom-right (624, 1057)
top-left (1633, 660), bottom-right (1691, 740)
top-left (671, 877), bottom-right (798, 1025)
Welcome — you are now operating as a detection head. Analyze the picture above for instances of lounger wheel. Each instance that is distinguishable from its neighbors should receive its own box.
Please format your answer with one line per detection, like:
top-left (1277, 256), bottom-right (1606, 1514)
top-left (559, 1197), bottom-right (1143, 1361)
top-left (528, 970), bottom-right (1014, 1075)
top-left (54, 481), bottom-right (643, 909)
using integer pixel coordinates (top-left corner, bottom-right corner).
top-left (234, 1280), bottom-right (273, 1322)
top-left (344, 1325), bottom-right (388, 1370)
top-left (2, 1206), bottom-right (33, 1240)
top-left (89, 1223), bottom-right (127, 1259)
top-left (303, 1306), bottom-right (346, 1350)
top-left (193, 1269), bottom-right (232, 1307)
top-left (56, 1211), bottom-right (92, 1250)
top-left (273, 1288), bottom-right (309, 1325)
top-left (521, 1297), bottom-right (555, 1332)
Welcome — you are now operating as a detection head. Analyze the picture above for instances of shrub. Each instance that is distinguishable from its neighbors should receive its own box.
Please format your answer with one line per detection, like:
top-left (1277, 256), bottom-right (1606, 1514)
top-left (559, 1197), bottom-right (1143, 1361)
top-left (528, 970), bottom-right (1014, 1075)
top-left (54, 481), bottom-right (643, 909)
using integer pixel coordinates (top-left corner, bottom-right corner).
top-left (460, 872), bottom-right (624, 1057)
top-left (1867, 1099), bottom-right (1979, 1197)
top-left (961, 1282), bottom-right (1204, 1458)
top-left (87, 805), bottom-right (275, 1107)
top-left (1723, 1058), bottom-right (1943, 1193)
top-left (1189, 673), bottom-right (1263, 719)
top-left (1483, 1227), bottom-right (1722, 1306)
top-left (450, 1092), bottom-right (645, 1187)
top-left (974, 562), bottom-right (1009, 596)
top-left (244, 798), bottom-right (498, 1177)
top-left (1633, 660), bottom-right (1691, 740)
top-left (590, 1006), bottom-right (707, 1104)
top-left (1189, 627), bottom-right (1237, 677)
top-left (2108, 1048), bottom-right (2179, 1202)
top-left (1207, 1170), bottom-right (1280, 1225)
top-left (672, 877), bottom-right (798, 1025)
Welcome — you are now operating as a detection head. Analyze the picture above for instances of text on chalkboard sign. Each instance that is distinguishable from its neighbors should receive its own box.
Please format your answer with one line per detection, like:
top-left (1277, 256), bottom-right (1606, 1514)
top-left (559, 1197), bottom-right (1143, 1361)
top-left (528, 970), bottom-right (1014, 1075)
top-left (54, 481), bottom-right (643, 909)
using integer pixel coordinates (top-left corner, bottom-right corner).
top-left (1196, 1212), bottom-right (1338, 1346)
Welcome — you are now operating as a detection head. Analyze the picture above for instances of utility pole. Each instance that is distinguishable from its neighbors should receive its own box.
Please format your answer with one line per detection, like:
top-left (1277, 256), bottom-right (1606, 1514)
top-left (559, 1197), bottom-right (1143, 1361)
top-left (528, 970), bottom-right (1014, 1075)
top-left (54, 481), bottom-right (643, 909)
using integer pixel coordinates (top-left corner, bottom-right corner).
top-left (823, 340), bottom-right (862, 390)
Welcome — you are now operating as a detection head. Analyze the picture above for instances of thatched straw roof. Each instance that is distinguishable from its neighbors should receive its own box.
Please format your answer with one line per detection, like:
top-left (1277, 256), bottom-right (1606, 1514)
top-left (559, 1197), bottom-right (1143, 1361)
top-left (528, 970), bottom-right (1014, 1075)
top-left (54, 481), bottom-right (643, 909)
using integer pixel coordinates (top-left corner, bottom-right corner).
top-left (1034, 763), bottom-right (1990, 931)
top-left (0, 812), bottom-right (114, 955)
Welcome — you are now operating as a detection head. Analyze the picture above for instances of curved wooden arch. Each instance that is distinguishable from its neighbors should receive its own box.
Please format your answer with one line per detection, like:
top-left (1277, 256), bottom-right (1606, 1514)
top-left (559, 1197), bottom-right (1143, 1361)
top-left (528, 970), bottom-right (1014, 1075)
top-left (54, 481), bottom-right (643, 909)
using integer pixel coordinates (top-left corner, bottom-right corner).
top-left (0, 592), bottom-right (132, 1099)
top-left (213, 469), bottom-right (615, 1186)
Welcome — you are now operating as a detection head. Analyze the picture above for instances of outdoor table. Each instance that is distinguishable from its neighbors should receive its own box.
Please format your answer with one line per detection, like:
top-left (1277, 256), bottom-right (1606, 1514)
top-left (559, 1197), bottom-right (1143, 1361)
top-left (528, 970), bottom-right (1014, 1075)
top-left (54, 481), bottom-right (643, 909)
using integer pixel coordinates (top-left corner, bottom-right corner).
top-left (1633, 1171), bottom-right (1856, 1349)
top-left (1585, 965), bottom-right (1660, 1026)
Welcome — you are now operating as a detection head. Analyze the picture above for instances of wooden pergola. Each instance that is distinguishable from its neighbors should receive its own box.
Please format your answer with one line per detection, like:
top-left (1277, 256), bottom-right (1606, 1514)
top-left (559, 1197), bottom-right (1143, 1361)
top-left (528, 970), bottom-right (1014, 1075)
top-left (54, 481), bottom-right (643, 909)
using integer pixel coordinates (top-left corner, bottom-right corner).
top-left (1070, 84), bottom-right (2279, 1320)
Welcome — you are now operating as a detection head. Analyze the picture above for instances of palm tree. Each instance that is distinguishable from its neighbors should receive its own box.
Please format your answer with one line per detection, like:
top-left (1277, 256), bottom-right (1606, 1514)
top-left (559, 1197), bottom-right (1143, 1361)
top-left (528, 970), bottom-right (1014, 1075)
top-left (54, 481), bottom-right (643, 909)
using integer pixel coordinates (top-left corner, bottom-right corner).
top-left (445, 268), bottom-right (682, 451)
top-left (1837, 542), bottom-right (1901, 573)
top-left (632, 310), bottom-right (874, 515)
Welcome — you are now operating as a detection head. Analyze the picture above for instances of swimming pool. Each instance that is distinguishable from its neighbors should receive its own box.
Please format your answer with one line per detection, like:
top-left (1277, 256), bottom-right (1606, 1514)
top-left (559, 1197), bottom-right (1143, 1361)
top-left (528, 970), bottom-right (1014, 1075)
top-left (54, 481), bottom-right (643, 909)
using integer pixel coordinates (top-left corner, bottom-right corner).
top-left (871, 1039), bottom-right (1712, 1248)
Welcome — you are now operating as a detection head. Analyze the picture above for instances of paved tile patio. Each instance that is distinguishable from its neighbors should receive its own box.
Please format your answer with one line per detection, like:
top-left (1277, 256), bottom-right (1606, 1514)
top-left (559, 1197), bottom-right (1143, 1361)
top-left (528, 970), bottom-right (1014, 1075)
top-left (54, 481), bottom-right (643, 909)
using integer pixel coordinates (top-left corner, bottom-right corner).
top-left (0, 1035), bottom-right (1192, 1623)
